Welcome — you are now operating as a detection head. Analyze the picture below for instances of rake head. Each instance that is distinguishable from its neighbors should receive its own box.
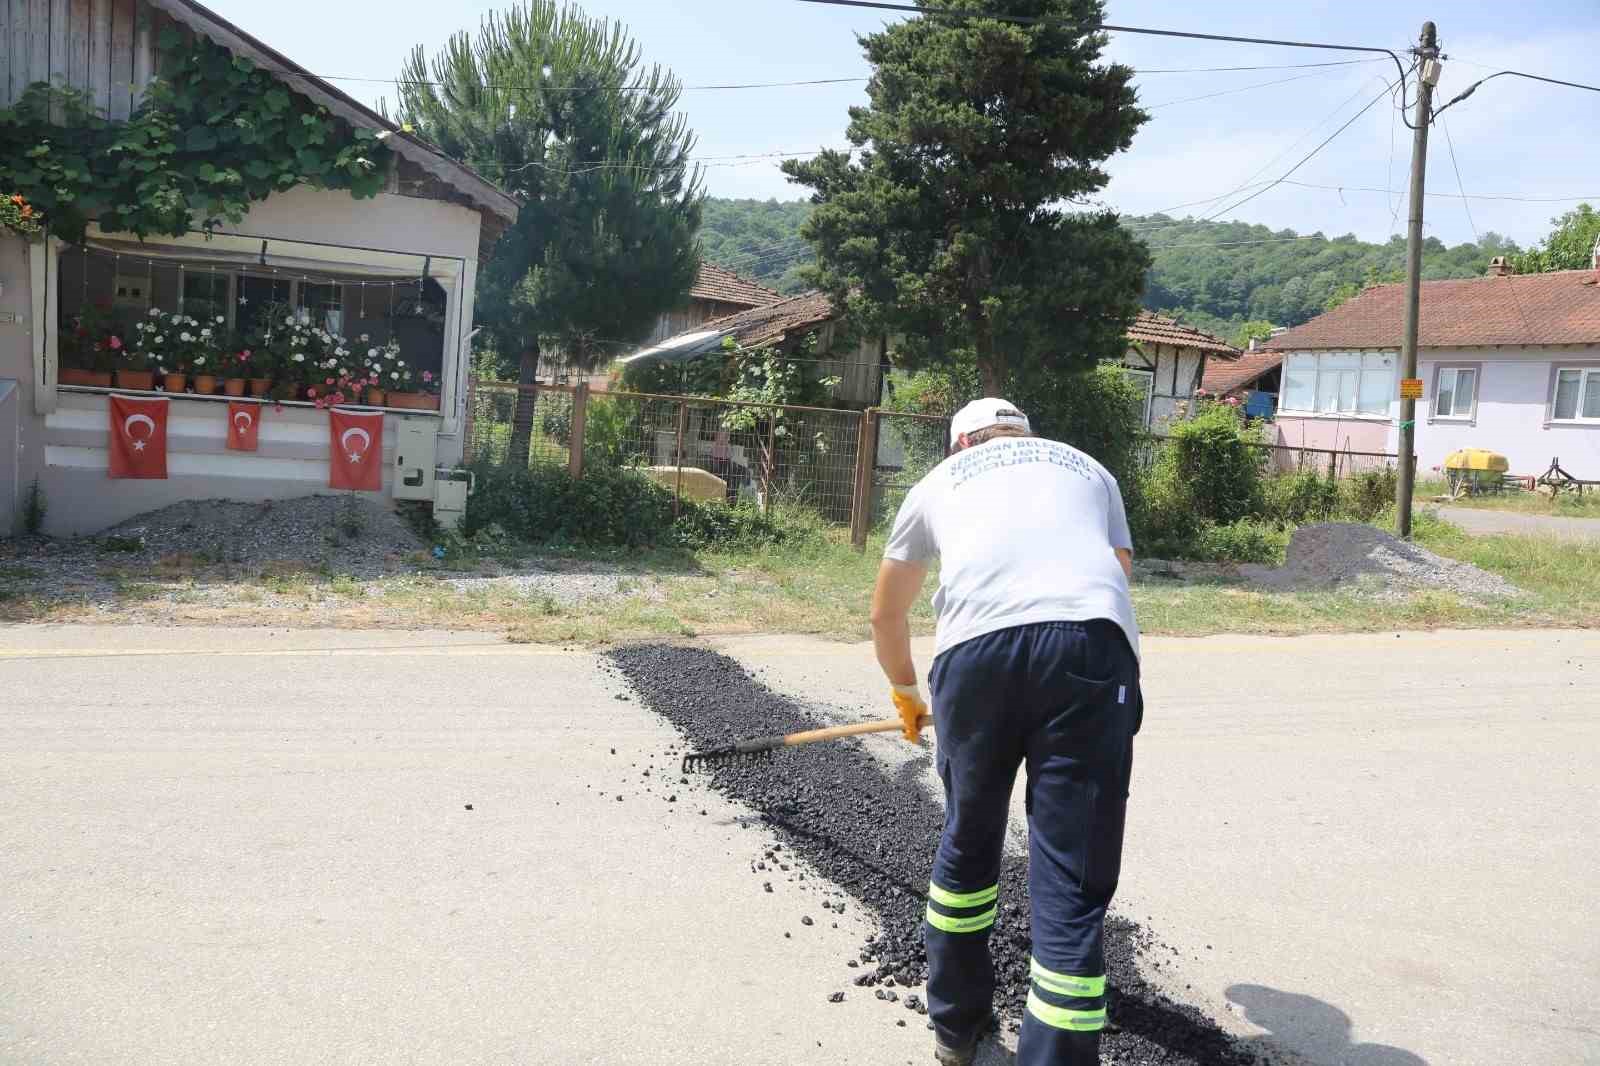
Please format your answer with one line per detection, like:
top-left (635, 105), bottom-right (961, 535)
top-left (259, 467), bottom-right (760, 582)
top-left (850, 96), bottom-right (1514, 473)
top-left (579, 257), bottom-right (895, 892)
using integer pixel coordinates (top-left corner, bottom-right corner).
top-left (681, 738), bottom-right (781, 774)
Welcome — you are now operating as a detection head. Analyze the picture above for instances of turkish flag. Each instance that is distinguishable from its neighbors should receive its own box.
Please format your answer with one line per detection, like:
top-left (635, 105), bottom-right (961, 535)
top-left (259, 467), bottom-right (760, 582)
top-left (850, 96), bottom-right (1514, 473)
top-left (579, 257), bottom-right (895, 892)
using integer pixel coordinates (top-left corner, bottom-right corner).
top-left (108, 395), bottom-right (169, 479)
top-left (226, 401), bottom-right (261, 452)
top-left (329, 409), bottom-right (383, 492)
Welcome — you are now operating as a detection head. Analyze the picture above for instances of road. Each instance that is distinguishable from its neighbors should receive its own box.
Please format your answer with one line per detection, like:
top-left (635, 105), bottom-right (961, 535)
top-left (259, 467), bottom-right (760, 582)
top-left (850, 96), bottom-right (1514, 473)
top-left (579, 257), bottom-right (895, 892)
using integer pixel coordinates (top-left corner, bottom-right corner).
top-left (3, 625), bottom-right (1597, 1066)
top-left (1439, 504), bottom-right (1600, 543)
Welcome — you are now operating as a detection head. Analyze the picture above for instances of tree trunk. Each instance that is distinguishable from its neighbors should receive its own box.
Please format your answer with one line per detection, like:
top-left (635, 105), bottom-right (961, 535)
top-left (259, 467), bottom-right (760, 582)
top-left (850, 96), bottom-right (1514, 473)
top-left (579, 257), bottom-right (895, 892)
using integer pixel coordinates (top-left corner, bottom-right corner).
top-left (970, 307), bottom-right (1004, 398)
top-left (508, 340), bottom-right (541, 468)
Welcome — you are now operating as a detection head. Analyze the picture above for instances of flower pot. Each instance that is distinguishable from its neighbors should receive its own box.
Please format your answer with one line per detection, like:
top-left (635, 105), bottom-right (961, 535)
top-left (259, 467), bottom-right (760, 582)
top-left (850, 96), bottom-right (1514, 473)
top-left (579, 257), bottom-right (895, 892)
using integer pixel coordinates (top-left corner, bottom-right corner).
top-left (115, 369), bottom-right (155, 391)
top-left (366, 387), bottom-right (387, 407)
top-left (385, 391), bottom-right (440, 411)
top-left (163, 373), bottom-right (189, 394)
top-left (223, 377), bottom-right (247, 397)
top-left (61, 368), bottom-right (113, 387)
top-left (248, 378), bottom-right (272, 397)
top-left (192, 374), bottom-right (218, 395)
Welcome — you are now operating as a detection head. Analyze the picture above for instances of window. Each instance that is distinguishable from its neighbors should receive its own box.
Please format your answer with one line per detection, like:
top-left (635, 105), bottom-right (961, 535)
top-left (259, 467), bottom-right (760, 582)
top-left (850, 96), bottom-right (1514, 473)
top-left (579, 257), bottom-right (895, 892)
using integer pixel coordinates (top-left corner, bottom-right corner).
top-left (1280, 352), bottom-right (1394, 416)
top-left (1433, 366), bottom-right (1478, 420)
top-left (182, 271), bottom-right (231, 327)
top-left (1552, 368), bottom-right (1600, 422)
top-left (1120, 367), bottom-right (1154, 425)
top-left (299, 282), bottom-right (344, 335)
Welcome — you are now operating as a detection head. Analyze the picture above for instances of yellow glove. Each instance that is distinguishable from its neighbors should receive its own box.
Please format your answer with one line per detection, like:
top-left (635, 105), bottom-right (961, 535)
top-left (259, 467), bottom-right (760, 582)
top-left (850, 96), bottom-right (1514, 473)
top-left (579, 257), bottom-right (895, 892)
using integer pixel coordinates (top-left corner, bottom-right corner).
top-left (890, 683), bottom-right (928, 743)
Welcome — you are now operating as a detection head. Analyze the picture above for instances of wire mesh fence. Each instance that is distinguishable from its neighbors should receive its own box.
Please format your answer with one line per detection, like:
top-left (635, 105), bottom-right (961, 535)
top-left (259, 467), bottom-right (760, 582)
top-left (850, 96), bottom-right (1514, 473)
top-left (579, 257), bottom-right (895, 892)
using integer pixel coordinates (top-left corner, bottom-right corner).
top-left (1134, 433), bottom-right (1402, 480)
top-left (870, 410), bottom-right (952, 530)
top-left (466, 381), bottom-right (574, 470)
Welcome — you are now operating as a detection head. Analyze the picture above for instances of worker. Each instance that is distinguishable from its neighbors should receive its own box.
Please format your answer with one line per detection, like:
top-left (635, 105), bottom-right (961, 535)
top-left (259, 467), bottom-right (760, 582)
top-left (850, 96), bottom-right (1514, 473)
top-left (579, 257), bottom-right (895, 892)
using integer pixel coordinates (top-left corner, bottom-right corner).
top-left (870, 397), bottom-right (1142, 1066)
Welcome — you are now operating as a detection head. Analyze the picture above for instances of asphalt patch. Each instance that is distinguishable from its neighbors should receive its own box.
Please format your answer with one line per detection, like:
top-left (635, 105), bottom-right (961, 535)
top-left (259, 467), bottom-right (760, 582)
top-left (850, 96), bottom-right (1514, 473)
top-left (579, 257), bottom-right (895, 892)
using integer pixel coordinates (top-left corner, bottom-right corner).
top-left (606, 644), bottom-right (1260, 1065)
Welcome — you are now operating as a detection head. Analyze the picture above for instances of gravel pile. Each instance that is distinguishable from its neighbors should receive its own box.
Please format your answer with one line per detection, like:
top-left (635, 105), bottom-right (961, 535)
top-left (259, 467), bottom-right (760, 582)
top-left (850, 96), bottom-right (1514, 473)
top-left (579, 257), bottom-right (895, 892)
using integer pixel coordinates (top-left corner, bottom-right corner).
top-left (1238, 522), bottom-right (1520, 599)
top-left (607, 644), bottom-right (1259, 1066)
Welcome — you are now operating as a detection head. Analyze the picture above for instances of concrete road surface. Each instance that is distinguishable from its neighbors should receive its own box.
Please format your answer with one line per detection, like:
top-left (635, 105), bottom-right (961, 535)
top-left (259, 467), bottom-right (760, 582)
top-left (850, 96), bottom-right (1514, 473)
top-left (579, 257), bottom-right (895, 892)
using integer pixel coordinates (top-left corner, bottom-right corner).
top-left (1438, 505), bottom-right (1600, 543)
top-left (0, 627), bottom-right (926, 1066)
top-left (3, 626), bottom-right (1596, 1066)
top-left (716, 629), bottom-right (1600, 1066)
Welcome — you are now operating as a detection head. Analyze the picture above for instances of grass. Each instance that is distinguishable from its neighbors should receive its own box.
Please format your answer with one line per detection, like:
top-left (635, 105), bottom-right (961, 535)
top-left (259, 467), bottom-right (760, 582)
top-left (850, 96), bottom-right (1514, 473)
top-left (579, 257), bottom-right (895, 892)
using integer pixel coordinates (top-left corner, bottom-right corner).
top-left (5, 506), bottom-right (1597, 639)
top-left (1414, 476), bottom-right (1600, 516)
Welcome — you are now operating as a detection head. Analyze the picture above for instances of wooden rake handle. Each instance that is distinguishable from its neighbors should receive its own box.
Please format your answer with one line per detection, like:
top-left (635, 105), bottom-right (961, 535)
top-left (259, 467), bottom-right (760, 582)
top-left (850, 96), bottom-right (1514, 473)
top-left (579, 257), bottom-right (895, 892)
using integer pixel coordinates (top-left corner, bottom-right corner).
top-left (780, 713), bottom-right (933, 747)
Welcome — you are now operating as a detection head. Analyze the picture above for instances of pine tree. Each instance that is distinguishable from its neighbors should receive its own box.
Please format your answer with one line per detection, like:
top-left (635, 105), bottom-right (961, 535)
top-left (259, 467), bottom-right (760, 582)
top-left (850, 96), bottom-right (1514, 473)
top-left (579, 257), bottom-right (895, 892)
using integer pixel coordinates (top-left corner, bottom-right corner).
top-left (395, 1), bottom-right (703, 464)
top-left (782, 0), bottom-right (1150, 397)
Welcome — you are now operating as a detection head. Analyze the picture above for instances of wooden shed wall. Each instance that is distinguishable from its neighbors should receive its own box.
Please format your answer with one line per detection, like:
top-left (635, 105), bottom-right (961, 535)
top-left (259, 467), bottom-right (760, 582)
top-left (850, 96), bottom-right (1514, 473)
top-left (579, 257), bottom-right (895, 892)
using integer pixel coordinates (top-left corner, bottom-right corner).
top-left (2, 0), bottom-right (154, 120)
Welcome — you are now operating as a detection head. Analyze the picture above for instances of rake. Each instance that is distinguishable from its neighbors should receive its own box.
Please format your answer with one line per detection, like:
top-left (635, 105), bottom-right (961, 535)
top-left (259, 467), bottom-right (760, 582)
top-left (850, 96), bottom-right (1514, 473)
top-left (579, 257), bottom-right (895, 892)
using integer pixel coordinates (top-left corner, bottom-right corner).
top-left (681, 714), bottom-right (933, 774)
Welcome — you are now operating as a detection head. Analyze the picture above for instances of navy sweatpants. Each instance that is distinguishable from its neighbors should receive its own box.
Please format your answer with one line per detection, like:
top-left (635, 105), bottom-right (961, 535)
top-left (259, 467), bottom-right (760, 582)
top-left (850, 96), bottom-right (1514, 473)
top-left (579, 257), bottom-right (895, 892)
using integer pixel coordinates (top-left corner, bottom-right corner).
top-left (924, 620), bottom-right (1141, 1065)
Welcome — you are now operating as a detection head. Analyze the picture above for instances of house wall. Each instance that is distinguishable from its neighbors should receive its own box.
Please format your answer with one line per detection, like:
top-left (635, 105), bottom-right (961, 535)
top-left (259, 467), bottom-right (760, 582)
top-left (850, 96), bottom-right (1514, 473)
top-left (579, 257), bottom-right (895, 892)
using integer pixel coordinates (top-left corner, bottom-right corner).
top-left (0, 235), bottom-right (45, 535)
top-left (646, 298), bottom-right (748, 346)
top-left (1271, 413), bottom-right (1393, 454)
top-left (2, 0), bottom-right (154, 119)
top-left (0, 378), bottom-right (16, 534)
top-left (36, 389), bottom-right (441, 534)
top-left (1417, 347), bottom-right (1600, 480)
top-left (1124, 344), bottom-right (1206, 430)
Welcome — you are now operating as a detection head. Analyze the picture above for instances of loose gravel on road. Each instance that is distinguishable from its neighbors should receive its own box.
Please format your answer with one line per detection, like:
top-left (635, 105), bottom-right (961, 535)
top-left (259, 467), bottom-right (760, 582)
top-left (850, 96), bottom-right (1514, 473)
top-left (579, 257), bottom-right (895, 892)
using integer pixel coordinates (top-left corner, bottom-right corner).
top-left (606, 644), bottom-right (1260, 1066)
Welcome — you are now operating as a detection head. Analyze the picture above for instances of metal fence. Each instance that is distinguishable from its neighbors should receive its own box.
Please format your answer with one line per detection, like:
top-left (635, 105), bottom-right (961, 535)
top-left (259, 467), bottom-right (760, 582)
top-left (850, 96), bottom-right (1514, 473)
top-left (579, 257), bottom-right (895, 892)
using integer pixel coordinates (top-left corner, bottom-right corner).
top-left (1134, 434), bottom-right (1402, 480)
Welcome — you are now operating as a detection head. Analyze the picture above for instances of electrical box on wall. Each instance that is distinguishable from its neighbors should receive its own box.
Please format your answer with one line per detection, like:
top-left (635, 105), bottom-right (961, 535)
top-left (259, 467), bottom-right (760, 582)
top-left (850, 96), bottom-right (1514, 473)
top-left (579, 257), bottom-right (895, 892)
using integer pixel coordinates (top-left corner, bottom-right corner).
top-left (433, 470), bottom-right (472, 531)
top-left (113, 275), bottom-right (151, 309)
top-left (391, 420), bottom-right (437, 502)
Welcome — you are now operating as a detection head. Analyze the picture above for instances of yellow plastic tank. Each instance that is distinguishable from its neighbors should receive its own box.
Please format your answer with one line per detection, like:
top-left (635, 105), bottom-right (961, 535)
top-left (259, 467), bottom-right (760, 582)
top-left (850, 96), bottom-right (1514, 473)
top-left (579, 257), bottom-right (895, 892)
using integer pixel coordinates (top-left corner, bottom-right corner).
top-left (1443, 448), bottom-right (1509, 474)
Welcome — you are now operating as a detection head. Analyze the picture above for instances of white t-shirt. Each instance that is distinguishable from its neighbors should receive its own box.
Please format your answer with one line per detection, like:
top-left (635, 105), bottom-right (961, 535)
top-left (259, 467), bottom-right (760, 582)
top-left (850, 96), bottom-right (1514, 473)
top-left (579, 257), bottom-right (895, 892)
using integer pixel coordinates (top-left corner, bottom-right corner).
top-left (884, 436), bottom-right (1139, 659)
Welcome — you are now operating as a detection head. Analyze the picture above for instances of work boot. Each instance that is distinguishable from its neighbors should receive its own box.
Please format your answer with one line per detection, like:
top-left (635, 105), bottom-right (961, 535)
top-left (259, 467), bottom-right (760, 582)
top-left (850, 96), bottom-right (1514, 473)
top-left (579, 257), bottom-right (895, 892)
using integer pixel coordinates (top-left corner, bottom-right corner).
top-left (933, 1032), bottom-right (978, 1066)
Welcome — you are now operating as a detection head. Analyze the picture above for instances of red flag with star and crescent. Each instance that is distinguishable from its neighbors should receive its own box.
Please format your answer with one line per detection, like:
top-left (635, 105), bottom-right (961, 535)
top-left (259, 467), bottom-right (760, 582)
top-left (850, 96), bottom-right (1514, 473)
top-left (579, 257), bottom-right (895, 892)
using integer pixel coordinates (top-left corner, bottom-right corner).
top-left (226, 401), bottom-right (261, 452)
top-left (328, 408), bottom-right (383, 491)
top-left (108, 394), bottom-right (169, 479)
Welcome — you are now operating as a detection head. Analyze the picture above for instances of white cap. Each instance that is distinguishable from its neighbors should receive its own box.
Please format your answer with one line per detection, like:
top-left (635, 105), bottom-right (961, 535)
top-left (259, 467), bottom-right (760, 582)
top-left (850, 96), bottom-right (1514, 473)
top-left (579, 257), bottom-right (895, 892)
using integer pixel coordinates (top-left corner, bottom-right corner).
top-left (950, 397), bottom-right (1031, 447)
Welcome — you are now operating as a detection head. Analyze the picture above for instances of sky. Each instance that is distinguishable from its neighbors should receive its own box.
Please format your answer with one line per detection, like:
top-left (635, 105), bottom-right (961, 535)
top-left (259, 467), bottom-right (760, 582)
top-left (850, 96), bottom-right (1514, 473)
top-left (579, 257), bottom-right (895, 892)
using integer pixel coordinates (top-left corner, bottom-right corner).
top-left (200, 0), bottom-right (1600, 253)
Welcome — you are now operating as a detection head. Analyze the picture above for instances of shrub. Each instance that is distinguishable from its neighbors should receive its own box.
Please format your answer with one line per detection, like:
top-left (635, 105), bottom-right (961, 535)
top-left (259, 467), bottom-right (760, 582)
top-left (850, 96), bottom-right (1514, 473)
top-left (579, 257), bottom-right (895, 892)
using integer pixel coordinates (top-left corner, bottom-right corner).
top-left (22, 478), bottom-right (46, 535)
top-left (463, 461), bottom-right (817, 551)
top-left (582, 396), bottom-right (646, 469)
top-left (1009, 362), bottom-right (1148, 488)
top-left (1195, 519), bottom-right (1289, 564)
top-left (1156, 403), bottom-right (1265, 524)
top-left (1341, 467), bottom-right (1398, 522)
top-left (1264, 470), bottom-right (1340, 526)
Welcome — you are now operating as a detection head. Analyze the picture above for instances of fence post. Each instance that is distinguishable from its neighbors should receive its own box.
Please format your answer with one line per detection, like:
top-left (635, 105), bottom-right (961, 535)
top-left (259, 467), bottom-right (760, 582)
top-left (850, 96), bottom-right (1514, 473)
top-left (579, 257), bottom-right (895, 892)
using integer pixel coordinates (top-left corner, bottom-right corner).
top-left (850, 409), bottom-right (878, 551)
top-left (674, 400), bottom-right (688, 517)
top-left (1327, 448), bottom-right (1338, 481)
top-left (762, 417), bottom-right (777, 514)
top-left (568, 381), bottom-right (589, 480)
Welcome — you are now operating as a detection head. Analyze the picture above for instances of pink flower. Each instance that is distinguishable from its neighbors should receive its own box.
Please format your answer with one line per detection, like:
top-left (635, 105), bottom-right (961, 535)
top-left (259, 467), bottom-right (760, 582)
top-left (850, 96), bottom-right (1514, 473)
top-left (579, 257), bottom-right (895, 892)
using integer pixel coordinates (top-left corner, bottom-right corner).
top-left (108, 335), bottom-right (123, 350)
top-left (307, 387), bottom-right (318, 398)
top-left (422, 371), bottom-right (433, 383)
top-left (239, 350), bottom-right (251, 361)
top-left (325, 377), bottom-right (335, 386)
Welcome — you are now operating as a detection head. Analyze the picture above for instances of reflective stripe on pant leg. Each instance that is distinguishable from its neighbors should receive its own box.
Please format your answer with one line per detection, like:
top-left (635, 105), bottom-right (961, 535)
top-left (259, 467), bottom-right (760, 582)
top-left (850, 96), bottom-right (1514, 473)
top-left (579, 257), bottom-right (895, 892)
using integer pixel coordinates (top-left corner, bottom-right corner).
top-left (1026, 990), bottom-right (1107, 1032)
top-left (1027, 957), bottom-right (1107, 1033)
top-left (925, 882), bottom-right (998, 934)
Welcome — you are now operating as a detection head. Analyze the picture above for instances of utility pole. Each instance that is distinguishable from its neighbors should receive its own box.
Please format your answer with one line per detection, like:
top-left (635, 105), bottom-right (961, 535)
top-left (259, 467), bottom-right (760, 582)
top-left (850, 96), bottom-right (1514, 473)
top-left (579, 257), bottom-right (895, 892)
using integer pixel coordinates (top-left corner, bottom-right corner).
top-left (1395, 21), bottom-right (1442, 539)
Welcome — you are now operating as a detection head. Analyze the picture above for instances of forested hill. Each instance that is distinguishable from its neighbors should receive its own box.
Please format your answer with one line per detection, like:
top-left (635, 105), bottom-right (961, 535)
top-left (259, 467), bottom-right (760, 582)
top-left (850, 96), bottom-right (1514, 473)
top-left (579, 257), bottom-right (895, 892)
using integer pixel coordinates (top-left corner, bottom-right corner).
top-left (697, 197), bottom-right (1522, 346)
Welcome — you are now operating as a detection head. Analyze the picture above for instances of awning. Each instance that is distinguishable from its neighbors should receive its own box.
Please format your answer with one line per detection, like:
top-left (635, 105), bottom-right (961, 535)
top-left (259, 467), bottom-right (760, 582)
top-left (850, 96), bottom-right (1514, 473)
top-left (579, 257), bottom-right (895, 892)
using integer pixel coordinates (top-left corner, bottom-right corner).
top-left (615, 330), bottom-right (728, 367)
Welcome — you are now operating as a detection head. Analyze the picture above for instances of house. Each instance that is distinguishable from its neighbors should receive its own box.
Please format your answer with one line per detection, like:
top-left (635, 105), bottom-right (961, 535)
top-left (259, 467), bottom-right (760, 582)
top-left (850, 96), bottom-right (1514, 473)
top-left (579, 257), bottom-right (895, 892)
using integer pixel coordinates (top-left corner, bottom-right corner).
top-left (644, 262), bottom-right (782, 345)
top-left (1, 0), bottom-right (517, 535)
top-left (1121, 311), bottom-right (1241, 429)
top-left (1201, 346), bottom-right (1284, 420)
top-left (1266, 257), bottom-right (1600, 478)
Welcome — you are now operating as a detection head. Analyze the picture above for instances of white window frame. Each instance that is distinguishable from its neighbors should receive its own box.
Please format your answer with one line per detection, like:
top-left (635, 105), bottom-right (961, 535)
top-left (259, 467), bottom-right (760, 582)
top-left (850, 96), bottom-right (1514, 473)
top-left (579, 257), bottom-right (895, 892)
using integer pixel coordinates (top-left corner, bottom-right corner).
top-left (1549, 365), bottom-right (1600, 424)
top-left (1277, 351), bottom-right (1395, 418)
top-left (1431, 363), bottom-right (1481, 423)
top-left (1120, 367), bottom-right (1155, 426)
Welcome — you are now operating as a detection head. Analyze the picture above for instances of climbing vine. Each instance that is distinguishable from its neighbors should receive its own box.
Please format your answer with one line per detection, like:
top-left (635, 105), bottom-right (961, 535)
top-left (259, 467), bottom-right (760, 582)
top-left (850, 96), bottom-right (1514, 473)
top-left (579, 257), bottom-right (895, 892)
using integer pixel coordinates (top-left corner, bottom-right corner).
top-left (0, 27), bottom-right (391, 243)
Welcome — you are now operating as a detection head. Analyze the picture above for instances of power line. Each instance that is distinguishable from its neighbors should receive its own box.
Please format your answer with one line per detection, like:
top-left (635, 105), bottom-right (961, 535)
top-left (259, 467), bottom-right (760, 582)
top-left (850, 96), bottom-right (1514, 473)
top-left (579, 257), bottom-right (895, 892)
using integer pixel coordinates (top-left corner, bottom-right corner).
top-left (1434, 68), bottom-right (1600, 118)
top-left (1438, 114), bottom-right (1537, 340)
top-left (278, 70), bottom-right (870, 93)
top-left (1202, 77), bottom-right (1397, 222)
top-left (791, 0), bottom-right (1416, 124)
top-left (1135, 58), bottom-right (1383, 74)
top-left (1144, 68), bottom-right (1356, 110)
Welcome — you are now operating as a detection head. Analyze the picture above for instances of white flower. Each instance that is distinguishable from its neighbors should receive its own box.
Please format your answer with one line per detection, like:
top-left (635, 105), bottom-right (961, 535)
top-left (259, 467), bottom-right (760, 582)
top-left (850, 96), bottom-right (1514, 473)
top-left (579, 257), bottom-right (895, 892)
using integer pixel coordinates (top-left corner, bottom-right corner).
top-left (154, 335), bottom-right (165, 344)
top-left (186, 317), bottom-right (198, 326)
top-left (367, 348), bottom-right (378, 358)
top-left (390, 370), bottom-right (400, 380)
top-left (180, 332), bottom-right (193, 342)
top-left (292, 353), bottom-right (305, 363)
top-left (359, 334), bottom-right (370, 342)
top-left (193, 355), bottom-right (206, 366)
top-left (384, 349), bottom-right (395, 360)
top-left (215, 315), bottom-right (225, 325)
top-left (200, 328), bottom-right (212, 338)
top-left (335, 347), bottom-right (347, 357)
top-left (170, 314), bottom-right (183, 325)
top-left (148, 307), bottom-right (161, 317)
top-left (284, 316), bottom-right (295, 327)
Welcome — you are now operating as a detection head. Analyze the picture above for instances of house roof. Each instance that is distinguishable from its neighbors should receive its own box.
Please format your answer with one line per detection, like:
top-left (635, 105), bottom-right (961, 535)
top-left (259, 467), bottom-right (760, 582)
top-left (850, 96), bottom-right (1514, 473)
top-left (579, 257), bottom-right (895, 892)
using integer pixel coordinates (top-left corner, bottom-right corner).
top-left (1202, 350), bottom-right (1282, 394)
top-left (691, 263), bottom-right (782, 309)
top-left (621, 292), bottom-right (835, 366)
top-left (1267, 270), bottom-right (1600, 350)
top-left (146, 0), bottom-right (518, 225)
top-left (1127, 310), bottom-right (1240, 356)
